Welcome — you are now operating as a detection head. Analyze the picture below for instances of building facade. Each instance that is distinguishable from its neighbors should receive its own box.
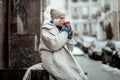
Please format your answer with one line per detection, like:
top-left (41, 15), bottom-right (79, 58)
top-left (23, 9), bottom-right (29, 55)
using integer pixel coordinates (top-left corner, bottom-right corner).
top-left (111, 0), bottom-right (120, 40)
top-left (66, 0), bottom-right (120, 40)
top-left (67, 0), bottom-right (102, 40)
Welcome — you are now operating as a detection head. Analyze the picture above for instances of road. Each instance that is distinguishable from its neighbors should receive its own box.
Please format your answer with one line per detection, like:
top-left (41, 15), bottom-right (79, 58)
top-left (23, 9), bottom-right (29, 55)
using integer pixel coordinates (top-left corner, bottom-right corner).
top-left (74, 55), bottom-right (120, 80)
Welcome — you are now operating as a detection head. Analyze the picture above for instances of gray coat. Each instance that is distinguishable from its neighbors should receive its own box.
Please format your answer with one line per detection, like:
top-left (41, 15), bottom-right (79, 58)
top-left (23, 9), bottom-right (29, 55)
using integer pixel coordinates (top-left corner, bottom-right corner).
top-left (38, 22), bottom-right (88, 80)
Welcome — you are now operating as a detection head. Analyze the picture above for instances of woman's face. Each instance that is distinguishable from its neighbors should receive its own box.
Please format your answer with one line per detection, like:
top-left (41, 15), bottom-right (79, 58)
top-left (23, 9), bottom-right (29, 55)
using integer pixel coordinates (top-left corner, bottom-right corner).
top-left (54, 16), bottom-right (65, 27)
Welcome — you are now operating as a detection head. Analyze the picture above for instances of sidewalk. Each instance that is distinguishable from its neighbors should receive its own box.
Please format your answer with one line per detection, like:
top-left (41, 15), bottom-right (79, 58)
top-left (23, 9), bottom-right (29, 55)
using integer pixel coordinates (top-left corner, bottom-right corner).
top-left (101, 64), bottom-right (120, 77)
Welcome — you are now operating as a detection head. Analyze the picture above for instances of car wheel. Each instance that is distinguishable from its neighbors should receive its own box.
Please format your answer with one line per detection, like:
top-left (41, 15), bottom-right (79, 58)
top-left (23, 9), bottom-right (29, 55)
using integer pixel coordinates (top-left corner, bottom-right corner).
top-left (111, 56), bottom-right (116, 67)
top-left (88, 49), bottom-right (92, 58)
top-left (102, 53), bottom-right (106, 64)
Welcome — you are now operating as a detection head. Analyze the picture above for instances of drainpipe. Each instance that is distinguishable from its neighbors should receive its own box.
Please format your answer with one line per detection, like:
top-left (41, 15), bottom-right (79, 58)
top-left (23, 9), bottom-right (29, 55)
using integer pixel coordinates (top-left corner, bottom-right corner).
top-left (116, 0), bottom-right (119, 40)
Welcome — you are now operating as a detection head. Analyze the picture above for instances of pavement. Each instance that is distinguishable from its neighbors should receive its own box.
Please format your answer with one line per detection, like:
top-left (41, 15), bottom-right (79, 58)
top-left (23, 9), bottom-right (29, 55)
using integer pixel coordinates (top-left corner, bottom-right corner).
top-left (75, 55), bottom-right (120, 80)
top-left (101, 64), bottom-right (120, 77)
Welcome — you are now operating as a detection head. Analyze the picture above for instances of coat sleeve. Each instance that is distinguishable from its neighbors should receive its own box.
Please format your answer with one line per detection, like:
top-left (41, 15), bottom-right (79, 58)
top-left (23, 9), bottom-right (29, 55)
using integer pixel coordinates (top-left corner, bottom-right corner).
top-left (41, 28), bottom-right (68, 51)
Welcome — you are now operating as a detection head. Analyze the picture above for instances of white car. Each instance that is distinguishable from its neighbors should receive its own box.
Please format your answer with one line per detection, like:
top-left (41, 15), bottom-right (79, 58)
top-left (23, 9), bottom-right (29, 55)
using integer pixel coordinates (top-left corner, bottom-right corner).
top-left (79, 36), bottom-right (97, 53)
top-left (88, 40), bottom-right (108, 60)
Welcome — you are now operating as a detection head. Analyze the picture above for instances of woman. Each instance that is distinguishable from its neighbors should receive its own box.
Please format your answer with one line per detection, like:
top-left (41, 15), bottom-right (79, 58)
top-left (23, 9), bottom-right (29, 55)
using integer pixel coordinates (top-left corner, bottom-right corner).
top-left (38, 8), bottom-right (88, 80)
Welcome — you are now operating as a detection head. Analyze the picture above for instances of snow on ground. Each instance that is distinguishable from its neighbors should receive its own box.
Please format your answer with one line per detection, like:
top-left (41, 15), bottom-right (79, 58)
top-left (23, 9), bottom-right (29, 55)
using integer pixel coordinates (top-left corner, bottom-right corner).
top-left (101, 64), bottom-right (120, 77)
top-left (72, 47), bottom-right (84, 56)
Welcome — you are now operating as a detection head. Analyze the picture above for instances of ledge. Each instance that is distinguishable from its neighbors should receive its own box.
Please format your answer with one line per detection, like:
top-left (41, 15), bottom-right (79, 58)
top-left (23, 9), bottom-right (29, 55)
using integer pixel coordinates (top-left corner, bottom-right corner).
top-left (0, 69), bottom-right (49, 80)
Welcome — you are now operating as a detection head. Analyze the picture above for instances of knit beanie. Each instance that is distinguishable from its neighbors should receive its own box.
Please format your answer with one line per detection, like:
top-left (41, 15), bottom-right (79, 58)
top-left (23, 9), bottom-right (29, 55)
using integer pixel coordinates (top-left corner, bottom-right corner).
top-left (50, 9), bottom-right (65, 20)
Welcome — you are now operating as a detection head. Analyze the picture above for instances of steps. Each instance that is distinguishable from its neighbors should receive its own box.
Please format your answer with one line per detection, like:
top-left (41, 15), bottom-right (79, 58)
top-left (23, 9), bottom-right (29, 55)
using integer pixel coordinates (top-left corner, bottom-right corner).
top-left (0, 69), bottom-right (49, 80)
top-left (0, 69), bottom-right (26, 80)
top-left (0, 33), bottom-right (49, 80)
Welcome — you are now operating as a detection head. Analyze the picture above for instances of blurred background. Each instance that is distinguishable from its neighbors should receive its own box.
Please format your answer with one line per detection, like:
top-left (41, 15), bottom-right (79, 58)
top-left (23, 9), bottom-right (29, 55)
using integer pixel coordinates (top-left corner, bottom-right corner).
top-left (45, 0), bottom-right (120, 40)
top-left (0, 0), bottom-right (120, 80)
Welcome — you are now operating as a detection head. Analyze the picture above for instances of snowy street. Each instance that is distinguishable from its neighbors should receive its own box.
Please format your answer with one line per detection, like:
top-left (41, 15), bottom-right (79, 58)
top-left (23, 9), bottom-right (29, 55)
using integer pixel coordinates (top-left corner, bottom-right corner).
top-left (72, 47), bottom-right (120, 80)
top-left (75, 54), bottom-right (120, 80)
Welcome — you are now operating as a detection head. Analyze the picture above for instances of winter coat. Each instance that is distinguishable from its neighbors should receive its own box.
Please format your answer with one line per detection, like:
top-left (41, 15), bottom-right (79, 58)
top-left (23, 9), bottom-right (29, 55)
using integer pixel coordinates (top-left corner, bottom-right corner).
top-left (38, 22), bottom-right (88, 80)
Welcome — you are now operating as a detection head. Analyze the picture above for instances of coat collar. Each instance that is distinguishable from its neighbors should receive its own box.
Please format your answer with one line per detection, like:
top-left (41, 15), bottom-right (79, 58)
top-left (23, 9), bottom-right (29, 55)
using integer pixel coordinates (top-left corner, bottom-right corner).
top-left (42, 22), bottom-right (55, 29)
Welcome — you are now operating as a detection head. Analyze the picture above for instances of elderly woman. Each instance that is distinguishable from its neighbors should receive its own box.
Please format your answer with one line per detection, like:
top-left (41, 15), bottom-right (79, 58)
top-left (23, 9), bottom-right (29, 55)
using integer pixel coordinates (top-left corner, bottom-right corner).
top-left (38, 8), bottom-right (88, 80)
top-left (23, 8), bottom-right (88, 80)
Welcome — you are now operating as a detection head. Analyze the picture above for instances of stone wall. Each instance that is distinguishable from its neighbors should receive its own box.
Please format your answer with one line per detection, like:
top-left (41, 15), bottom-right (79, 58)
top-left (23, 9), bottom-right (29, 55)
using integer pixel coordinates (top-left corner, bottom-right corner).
top-left (0, 69), bottom-right (49, 80)
top-left (9, 33), bottom-right (41, 69)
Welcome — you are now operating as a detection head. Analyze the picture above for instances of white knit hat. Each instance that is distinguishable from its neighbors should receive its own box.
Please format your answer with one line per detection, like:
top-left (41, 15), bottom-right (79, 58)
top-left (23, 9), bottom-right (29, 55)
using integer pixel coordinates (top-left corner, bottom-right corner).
top-left (50, 9), bottom-right (65, 20)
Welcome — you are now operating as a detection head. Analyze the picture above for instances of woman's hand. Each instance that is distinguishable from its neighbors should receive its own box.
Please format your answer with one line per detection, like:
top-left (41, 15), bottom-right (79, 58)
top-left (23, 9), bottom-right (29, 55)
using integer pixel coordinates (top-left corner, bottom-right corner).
top-left (62, 21), bottom-right (73, 40)
top-left (62, 26), bottom-right (71, 33)
top-left (68, 30), bottom-right (73, 40)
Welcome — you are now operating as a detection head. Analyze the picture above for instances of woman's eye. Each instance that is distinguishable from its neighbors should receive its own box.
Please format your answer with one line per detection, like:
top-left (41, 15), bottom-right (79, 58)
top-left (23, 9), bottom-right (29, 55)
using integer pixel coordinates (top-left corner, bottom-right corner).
top-left (60, 17), bottom-right (63, 19)
top-left (60, 17), bottom-right (65, 19)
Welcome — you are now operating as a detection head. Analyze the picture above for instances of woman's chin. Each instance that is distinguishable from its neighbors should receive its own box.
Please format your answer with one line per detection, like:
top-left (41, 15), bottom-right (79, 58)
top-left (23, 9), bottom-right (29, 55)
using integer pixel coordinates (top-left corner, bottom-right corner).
top-left (60, 25), bottom-right (63, 26)
top-left (58, 25), bottom-right (63, 27)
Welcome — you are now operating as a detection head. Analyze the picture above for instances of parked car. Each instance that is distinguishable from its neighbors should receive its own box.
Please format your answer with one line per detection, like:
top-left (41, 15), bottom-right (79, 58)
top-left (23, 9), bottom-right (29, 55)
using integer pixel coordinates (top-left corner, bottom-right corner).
top-left (76, 38), bottom-right (83, 49)
top-left (77, 36), bottom-right (97, 53)
top-left (102, 40), bottom-right (120, 69)
top-left (112, 41), bottom-right (120, 69)
top-left (88, 40), bottom-right (108, 60)
top-left (102, 41), bottom-right (115, 64)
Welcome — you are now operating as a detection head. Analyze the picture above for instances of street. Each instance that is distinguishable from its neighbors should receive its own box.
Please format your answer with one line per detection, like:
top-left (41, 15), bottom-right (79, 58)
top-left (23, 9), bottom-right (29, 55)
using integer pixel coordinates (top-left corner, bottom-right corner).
top-left (74, 55), bottom-right (120, 80)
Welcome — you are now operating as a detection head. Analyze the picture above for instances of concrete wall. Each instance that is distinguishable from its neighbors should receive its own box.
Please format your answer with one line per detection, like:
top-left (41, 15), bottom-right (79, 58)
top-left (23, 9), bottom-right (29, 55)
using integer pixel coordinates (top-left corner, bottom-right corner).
top-left (112, 12), bottom-right (118, 40)
top-left (17, 0), bottom-right (44, 43)
top-left (111, 0), bottom-right (119, 40)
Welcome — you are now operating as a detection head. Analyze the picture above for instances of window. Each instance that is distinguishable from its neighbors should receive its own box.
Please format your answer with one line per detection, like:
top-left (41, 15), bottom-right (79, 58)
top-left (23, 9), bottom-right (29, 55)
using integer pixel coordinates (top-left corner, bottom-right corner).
top-left (82, 7), bottom-right (89, 19)
top-left (74, 24), bottom-right (79, 37)
top-left (104, 4), bottom-right (110, 12)
top-left (72, 7), bottom-right (79, 19)
top-left (72, 0), bottom-right (78, 2)
top-left (92, 0), bottom-right (97, 2)
top-left (119, 21), bottom-right (120, 35)
top-left (82, 0), bottom-right (88, 2)
top-left (91, 7), bottom-right (98, 19)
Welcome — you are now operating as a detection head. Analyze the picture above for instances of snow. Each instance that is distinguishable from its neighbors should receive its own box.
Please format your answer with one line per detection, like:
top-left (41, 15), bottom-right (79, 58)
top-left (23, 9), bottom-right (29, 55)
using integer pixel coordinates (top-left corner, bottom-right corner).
top-left (72, 47), bottom-right (84, 56)
top-left (101, 64), bottom-right (120, 77)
